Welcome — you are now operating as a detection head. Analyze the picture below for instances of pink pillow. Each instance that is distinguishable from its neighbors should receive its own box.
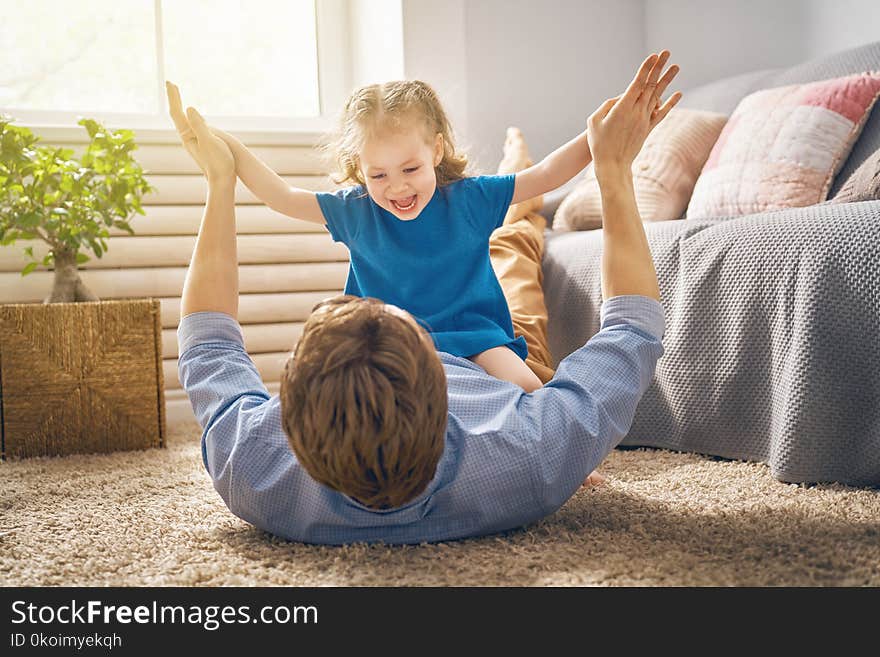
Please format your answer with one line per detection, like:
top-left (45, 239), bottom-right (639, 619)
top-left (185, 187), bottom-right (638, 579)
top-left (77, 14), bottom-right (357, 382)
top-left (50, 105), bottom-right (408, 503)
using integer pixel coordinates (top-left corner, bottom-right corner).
top-left (687, 72), bottom-right (880, 219)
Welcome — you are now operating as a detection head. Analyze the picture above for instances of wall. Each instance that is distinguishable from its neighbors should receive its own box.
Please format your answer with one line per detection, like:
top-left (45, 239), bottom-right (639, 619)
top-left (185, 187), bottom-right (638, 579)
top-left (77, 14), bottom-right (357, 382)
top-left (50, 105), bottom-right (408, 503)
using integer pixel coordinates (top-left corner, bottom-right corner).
top-left (644, 0), bottom-right (809, 91)
top-left (801, 0), bottom-right (880, 60)
top-left (351, 0), bottom-right (405, 90)
top-left (463, 0), bottom-right (645, 173)
top-left (402, 0), bottom-right (880, 172)
top-left (644, 0), bottom-right (880, 91)
top-left (402, 0), bottom-right (644, 173)
top-left (401, 1), bottom-right (470, 143)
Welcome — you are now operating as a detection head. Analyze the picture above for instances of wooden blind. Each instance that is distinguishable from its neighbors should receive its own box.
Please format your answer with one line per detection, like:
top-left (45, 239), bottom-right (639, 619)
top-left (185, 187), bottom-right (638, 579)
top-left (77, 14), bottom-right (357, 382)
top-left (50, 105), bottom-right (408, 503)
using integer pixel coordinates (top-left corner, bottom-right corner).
top-left (0, 138), bottom-right (349, 425)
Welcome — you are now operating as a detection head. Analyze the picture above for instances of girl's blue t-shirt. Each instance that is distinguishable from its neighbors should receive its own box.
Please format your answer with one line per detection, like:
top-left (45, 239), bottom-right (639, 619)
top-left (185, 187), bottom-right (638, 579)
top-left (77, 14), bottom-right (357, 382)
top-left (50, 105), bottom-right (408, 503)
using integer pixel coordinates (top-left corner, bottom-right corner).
top-left (316, 174), bottom-right (527, 360)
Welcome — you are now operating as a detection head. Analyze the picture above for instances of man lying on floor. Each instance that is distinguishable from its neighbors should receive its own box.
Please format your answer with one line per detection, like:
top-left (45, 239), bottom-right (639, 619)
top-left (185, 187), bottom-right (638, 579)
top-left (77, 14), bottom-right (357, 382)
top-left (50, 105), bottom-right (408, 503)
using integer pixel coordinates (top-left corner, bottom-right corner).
top-left (168, 53), bottom-right (679, 545)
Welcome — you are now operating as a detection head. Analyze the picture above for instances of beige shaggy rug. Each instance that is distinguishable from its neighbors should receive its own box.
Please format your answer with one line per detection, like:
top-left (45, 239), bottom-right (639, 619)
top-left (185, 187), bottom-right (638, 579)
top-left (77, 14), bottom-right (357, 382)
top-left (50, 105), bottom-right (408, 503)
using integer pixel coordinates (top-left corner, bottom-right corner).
top-left (2, 421), bottom-right (878, 587)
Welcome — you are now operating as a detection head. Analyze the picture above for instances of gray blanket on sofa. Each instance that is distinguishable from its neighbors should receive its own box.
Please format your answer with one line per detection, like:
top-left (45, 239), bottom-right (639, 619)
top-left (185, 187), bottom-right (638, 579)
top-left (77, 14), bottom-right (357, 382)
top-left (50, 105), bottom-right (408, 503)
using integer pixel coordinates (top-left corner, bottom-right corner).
top-left (542, 200), bottom-right (880, 487)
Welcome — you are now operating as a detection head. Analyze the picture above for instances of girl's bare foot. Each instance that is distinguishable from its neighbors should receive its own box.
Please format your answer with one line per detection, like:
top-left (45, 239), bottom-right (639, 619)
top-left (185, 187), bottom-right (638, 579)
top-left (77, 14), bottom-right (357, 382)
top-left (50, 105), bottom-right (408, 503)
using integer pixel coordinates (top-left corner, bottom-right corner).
top-left (582, 470), bottom-right (607, 488)
top-left (498, 127), bottom-right (533, 174)
top-left (497, 126), bottom-right (544, 223)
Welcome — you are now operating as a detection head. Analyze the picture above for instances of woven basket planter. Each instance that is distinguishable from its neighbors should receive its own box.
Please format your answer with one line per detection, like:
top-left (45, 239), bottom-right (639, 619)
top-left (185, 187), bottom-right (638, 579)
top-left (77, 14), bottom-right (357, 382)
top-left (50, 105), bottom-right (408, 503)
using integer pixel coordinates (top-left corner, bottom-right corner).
top-left (0, 298), bottom-right (165, 459)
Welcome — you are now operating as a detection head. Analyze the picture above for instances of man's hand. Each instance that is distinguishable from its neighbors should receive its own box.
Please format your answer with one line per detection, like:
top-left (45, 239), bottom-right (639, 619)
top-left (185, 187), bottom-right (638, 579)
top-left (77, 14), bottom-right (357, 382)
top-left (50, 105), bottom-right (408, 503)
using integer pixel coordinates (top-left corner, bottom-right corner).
top-left (209, 127), bottom-right (241, 166)
top-left (166, 81), bottom-right (235, 185)
top-left (587, 51), bottom-right (681, 181)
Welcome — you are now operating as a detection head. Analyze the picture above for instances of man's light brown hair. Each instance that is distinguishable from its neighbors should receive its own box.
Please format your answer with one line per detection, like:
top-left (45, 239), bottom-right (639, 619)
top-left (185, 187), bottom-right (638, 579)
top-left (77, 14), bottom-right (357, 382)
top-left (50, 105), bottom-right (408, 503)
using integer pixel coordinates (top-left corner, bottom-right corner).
top-left (280, 295), bottom-right (448, 509)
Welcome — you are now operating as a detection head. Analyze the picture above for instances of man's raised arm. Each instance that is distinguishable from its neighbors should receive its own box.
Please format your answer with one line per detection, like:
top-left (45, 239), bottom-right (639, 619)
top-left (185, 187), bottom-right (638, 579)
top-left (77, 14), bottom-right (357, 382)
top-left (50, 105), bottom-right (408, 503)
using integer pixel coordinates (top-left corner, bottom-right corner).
top-left (166, 81), bottom-right (239, 319)
top-left (518, 52), bottom-right (680, 512)
top-left (588, 51), bottom-right (680, 302)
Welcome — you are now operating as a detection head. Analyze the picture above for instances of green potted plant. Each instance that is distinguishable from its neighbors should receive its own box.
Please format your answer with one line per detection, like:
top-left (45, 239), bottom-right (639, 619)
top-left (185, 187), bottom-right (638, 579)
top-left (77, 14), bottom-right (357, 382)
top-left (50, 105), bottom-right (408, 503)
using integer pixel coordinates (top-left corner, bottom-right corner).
top-left (0, 116), bottom-right (166, 459)
top-left (0, 116), bottom-right (154, 301)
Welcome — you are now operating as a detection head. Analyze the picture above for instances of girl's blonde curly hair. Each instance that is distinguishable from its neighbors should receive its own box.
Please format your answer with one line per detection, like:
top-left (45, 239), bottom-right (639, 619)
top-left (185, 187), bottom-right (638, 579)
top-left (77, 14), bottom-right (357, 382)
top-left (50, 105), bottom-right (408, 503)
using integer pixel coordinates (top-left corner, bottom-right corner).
top-left (320, 80), bottom-right (469, 188)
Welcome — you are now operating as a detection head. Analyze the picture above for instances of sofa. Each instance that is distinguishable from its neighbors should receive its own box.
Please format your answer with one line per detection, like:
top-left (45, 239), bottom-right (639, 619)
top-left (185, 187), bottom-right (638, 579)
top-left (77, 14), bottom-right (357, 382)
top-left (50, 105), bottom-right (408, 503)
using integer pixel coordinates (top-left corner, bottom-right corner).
top-left (540, 41), bottom-right (880, 487)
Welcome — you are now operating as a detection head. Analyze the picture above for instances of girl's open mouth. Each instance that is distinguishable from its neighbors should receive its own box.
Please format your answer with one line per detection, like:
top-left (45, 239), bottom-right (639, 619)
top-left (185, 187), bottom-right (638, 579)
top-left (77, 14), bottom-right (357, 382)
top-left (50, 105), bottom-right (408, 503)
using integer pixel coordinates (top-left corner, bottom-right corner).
top-left (391, 195), bottom-right (417, 212)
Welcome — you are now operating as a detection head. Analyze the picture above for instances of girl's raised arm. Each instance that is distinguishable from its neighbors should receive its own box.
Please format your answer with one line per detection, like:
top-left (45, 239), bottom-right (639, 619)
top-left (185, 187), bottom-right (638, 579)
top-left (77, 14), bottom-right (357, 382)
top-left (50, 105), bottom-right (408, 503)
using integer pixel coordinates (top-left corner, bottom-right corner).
top-left (210, 126), bottom-right (327, 225)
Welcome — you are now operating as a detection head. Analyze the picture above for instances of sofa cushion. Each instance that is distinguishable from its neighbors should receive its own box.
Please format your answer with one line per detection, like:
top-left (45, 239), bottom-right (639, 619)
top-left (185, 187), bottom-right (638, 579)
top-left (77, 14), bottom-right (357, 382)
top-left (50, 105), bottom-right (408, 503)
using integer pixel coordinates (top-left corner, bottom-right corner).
top-left (686, 72), bottom-right (880, 219)
top-left (551, 165), bottom-right (603, 231)
top-left (554, 108), bottom-right (728, 231)
top-left (830, 145), bottom-right (880, 203)
top-left (680, 41), bottom-right (880, 198)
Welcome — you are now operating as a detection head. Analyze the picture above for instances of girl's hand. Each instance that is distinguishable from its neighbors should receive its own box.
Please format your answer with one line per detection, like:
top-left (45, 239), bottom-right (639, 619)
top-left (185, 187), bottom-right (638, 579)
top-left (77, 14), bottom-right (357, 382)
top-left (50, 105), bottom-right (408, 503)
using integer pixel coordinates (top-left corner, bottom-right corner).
top-left (165, 81), bottom-right (235, 184)
top-left (587, 51), bottom-right (681, 181)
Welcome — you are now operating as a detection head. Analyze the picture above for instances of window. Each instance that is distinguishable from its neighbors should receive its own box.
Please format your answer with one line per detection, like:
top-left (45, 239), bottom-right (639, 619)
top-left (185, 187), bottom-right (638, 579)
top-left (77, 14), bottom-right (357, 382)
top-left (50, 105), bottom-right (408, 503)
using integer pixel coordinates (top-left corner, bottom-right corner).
top-left (0, 0), bottom-right (351, 136)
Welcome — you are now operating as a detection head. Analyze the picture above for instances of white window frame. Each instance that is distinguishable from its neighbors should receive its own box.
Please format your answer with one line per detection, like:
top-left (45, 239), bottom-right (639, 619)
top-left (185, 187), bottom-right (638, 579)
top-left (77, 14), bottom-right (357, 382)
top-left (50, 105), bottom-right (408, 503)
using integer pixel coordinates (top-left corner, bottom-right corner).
top-left (5, 0), bottom-right (352, 145)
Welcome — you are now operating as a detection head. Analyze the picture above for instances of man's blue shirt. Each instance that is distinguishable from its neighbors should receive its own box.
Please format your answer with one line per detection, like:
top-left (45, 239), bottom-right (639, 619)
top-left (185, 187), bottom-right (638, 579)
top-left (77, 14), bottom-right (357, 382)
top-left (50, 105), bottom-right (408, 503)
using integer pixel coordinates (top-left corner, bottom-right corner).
top-left (177, 295), bottom-right (665, 545)
top-left (316, 174), bottom-right (527, 359)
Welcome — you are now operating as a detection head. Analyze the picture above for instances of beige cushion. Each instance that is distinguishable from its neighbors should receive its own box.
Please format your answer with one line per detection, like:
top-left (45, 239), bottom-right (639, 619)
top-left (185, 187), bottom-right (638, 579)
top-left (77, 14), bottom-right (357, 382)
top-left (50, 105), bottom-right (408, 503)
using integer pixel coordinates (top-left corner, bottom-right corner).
top-left (554, 108), bottom-right (728, 231)
top-left (830, 146), bottom-right (880, 204)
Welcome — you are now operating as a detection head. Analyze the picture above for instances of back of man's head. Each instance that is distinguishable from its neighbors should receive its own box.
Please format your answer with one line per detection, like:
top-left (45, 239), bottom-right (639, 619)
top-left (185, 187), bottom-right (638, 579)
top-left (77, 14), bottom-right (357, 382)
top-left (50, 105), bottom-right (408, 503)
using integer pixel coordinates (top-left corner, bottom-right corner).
top-left (280, 295), bottom-right (447, 510)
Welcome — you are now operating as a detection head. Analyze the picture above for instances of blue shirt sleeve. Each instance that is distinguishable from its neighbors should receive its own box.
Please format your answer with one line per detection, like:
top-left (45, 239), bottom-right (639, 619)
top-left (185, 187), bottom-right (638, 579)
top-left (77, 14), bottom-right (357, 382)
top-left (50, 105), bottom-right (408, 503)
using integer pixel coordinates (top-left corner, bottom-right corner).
top-left (463, 174), bottom-right (516, 237)
top-left (435, 295), bottom-right (665, 539)
top-left (177, 311), bottom-right (338, 543)
top-left (515, 295), bottom-right (665, 516)
top-left (315, 185), bottom-right (367, 245)
top-left (176, 312), bottom-right (273, 474)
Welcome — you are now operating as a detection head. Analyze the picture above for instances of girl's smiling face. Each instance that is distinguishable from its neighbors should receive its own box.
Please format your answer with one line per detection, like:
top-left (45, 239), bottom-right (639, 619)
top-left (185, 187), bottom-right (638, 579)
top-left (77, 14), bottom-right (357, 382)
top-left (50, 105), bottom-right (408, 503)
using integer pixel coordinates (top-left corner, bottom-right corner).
top-left (358, 124), bottom-right (444, 221)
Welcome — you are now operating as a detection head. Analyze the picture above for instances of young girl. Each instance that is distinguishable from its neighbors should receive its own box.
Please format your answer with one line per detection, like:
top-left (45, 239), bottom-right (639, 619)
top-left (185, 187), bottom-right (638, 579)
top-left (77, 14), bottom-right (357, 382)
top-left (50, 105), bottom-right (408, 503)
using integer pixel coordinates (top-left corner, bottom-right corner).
top-left (196, 78), bottom-right (617, 394)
